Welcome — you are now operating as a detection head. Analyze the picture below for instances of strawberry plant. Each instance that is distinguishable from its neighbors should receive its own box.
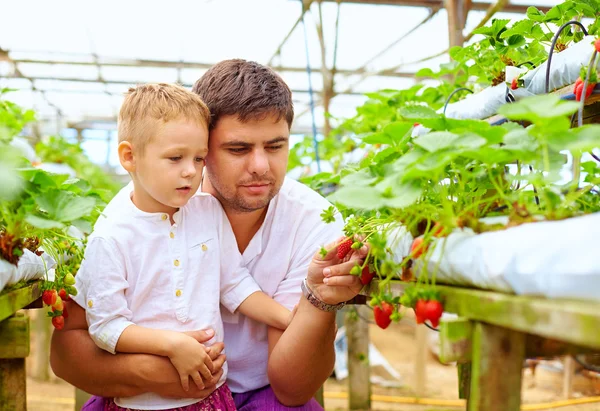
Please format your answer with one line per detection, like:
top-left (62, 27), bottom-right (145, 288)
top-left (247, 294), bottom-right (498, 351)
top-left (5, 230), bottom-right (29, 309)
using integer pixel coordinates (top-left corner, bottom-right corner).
top-left (315, 91), bottom-right (600, 328)
top-left (1, 92), bottom-right (108, 329)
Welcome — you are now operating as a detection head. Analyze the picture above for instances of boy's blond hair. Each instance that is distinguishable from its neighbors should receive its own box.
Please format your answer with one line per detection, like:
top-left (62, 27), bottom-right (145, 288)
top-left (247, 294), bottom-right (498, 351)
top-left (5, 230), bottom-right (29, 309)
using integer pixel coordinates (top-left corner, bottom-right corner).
top-left (118, 83), bottom-right (210, 153)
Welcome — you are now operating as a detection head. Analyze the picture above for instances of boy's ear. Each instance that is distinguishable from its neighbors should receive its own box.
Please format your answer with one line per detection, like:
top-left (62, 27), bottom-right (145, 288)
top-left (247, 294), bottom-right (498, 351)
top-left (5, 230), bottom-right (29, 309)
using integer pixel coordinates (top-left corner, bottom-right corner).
top-left (118, 141), bottom-right (136, 172)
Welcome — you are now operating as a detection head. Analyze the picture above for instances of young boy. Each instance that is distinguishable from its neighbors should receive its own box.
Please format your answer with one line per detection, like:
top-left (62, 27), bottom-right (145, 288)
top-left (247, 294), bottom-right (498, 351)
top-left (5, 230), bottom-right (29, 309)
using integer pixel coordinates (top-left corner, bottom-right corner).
top-left (73, 83), bottom-right (291, 411)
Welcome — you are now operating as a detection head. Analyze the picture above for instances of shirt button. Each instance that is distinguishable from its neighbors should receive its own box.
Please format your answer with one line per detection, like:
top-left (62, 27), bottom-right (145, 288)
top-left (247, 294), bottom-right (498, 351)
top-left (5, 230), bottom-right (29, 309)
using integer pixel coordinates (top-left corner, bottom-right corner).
top-left (176, 289), bottom-right (182, 297)
top-left (201, 244), bottom-right (208, 251)
top-left (170, 232), bottom-right (175, 239)
top-left (174, 259), bottom-right (180, 267)
top-left (161, 214), bottom-right (168, 221)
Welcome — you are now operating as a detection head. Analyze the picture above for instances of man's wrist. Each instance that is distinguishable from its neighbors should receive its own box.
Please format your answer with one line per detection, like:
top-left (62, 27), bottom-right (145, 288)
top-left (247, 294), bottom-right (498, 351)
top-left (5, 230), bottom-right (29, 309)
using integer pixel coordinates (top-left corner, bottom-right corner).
top-left (301, 279), bottom-right (346, 312)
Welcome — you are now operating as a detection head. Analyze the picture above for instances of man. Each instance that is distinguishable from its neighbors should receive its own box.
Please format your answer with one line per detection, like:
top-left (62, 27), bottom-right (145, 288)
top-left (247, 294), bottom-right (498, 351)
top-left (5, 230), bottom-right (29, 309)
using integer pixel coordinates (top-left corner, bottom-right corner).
top-left (50, 59), bottom-right (363, 410)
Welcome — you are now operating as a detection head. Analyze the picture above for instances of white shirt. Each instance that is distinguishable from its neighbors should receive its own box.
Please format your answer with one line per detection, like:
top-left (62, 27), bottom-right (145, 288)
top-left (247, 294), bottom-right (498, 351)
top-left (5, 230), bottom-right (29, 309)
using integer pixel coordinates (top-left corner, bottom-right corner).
top-left (73, 192), bottom-right (261, 410)
top-left (90, 177), bottom-right (344, 394)
top-left (219, 178), bottom-right (344, 393)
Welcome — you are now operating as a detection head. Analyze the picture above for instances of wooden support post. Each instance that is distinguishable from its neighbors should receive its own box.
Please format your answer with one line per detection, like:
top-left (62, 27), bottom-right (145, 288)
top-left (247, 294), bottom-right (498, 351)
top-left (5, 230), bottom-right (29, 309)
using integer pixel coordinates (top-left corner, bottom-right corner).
top-left (446, 0), bottom-right (465, 47)
top-left (346, 307), bottom-right (370, 410)
top-left (0, 313), bottom-right (30, 411)
top-left (563, 356), bottom-right (575, 399)
top-left (469, 322), bottom-right (526, 411)
top-left (33, 311), bottom-right (51, 381)
top-left (458, 362), bottom-right (472, 401)
top-left (315, 0), bottom-right (334, 137)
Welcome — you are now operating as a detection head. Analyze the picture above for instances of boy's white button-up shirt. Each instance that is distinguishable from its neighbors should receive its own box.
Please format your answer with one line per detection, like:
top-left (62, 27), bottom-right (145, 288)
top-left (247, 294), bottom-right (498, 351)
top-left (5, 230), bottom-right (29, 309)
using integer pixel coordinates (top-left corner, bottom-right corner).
top-left (84, 177), bottom-right (344, 396)
top-left (74, 192), bottom-right (260, 410)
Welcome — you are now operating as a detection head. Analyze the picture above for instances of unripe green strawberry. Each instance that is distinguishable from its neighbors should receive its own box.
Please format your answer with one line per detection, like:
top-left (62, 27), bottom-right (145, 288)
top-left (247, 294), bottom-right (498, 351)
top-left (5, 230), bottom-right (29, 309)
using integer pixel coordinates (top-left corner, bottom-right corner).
top-left (64, 273), bottom-right (76, 286)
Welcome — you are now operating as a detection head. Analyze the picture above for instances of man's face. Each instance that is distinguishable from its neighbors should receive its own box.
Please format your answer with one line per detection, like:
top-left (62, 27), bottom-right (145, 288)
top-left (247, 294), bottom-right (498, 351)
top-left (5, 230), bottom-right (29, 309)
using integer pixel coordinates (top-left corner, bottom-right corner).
top-left (205, 114), bottom-right (290, 212)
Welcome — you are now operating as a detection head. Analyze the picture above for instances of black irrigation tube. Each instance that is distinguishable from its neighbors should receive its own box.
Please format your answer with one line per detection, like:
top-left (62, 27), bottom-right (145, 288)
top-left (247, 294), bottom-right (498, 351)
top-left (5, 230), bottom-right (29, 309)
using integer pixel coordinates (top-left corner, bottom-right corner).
top-left (443, 87), bottom-right (474, 116)
top-left (545, 20), bottom-right (588, 94)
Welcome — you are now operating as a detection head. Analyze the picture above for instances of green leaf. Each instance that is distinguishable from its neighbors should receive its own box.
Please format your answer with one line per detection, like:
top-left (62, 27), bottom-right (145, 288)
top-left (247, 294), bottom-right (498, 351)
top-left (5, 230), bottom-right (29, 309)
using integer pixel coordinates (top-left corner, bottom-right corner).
top-left (24, 214), bottom-right (65, 230)
top-left (340, 169), bottom-right (379, 187)
top-left (383, 121), bottom-right (413, 143)
top-left (548, 126), bottom-right (600, 154)
top-left (454, 133), bottom-right (488, 149)
top-left (71, 218), bottom-right (93, 234)
top-left (413, 131), bottom-right (459, 152)
top-left (526, 6), bottom-right (546, 22)
top-left (415, 68), bottom-right (436, 78)
top-left (328, 186), bottom-right (385, 210)
top-left (399, 106), bottom-right (445, 130)
top-left (363, 132), bottom-right (392, 145)
top-left (35, 190), bottom-right (97, 222)
top-left (497, 95), bottom-right (580, 123)
top-left (381, 180), bottom-right (423, 209)
top-left (506, 35), bottom-right (526, 48)
top-left (62, 178), bottom-right (91, 193)
top-left (500, 19), bottom-right (533, 39)
top-left (502, 128), bottom-right (539, 152)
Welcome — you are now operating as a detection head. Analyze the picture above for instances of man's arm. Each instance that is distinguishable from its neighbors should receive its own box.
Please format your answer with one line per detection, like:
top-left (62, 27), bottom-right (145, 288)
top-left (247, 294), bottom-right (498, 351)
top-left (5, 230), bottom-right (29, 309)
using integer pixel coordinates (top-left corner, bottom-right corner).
top-left (267, 239), bottom-right (364, 406)
top-left (267, 299), bottom-right (337, 406)
top-left (50, 301), bottom-right (224, 398)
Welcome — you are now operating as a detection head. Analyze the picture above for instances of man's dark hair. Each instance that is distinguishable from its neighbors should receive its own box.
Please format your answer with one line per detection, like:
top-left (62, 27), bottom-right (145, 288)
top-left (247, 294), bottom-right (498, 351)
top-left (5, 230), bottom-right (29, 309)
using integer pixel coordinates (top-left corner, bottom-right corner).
top-left (192, 59), bottom-right (294, 129)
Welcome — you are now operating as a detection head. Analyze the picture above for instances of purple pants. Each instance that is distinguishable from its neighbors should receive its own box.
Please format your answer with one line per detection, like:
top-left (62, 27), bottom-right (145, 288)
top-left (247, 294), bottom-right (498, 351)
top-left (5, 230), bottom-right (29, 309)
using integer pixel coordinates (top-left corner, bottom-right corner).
top-left (82, 385), bottom-right (324, 411)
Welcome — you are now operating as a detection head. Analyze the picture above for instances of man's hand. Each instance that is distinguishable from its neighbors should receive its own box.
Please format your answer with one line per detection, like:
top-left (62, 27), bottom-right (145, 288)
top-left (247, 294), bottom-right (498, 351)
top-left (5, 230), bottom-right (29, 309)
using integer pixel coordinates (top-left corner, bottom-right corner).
top-left (306, 237), bottom-right (366, 305)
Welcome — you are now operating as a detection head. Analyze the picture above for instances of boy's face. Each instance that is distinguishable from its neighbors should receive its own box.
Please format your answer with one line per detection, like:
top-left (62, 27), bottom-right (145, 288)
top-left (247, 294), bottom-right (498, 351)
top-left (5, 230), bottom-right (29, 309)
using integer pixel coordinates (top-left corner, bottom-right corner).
top-left (204, 113), bottom-right (289, 213)
top-left (132, 119), bottom-right (208, 214)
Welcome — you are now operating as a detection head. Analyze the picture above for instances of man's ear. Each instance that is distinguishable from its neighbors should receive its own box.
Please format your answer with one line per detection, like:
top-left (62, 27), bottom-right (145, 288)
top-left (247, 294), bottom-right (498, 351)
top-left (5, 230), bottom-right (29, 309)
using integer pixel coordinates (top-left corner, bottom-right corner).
top-left (118, 141), bottom-right (136, 173)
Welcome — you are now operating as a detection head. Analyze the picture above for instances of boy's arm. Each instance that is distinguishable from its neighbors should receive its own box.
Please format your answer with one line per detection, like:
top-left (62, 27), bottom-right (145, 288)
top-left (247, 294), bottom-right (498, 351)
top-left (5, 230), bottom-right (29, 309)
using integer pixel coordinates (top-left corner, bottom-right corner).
top-left (235, 292), bottom-right (291, 330)
top-left (50, 301), bottom-right (225, 398)
top-left (216, 209), bottom-right (288, 326)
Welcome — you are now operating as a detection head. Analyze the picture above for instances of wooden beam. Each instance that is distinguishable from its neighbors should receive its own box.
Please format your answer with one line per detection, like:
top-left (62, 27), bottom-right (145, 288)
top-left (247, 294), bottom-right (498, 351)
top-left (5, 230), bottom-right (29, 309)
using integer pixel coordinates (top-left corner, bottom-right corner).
top-left (363, 281), bottom-right (600, 350)
top-left (0, 281), bottom-right (42, 323)
top-left (469, 322), bottom-right (525, 411)
top-left (8, 57), bottom-right (415, 79)
top-left (320, 0), bottom-right (550, 13)
top-left (0, 313), bottom-right (29, 359)
top-left (4, 75), bottom-right (368, 97)
top-left (267, 0), bottom-right (315, 66)
top-left (446, 0), bottom-right (464, 47)
top-left (346, 307), bottom-right (371, 410)
top-left (0, 358), bottom-right (26, 411)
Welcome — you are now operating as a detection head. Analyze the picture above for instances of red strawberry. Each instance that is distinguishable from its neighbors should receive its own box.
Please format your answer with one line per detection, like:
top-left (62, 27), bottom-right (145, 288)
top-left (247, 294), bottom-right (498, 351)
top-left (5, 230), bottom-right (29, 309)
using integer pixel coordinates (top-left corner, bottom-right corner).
top-left (595, 38), bottom-right (600, 53)
top-left (336, 238), bottom-right (353, 259)
top-left (373, 302), bottom-right (393, 329)
top-left (62, 304), bottom-right (69, 319)
top-left (58, 288), bottom-right (70, 302)
top-left (52, 316), bottom-right (65, 330)
top-left (424, 300), bottom-right (443, 328)
top-left (42, 290), bottom-right (57, 306)
top-left (410, 237), bottom-right (427, 258)
top-left (432, 222), bottom-right (447, 238)
top-left (413, 122), bottom-right (420, 127)
top-left (575, 82), bottom-right (583, 101)
top-left (360, 265), bottom-right (375, 285)
top-left (585, 83), bottom-right (596, 100)
top-left (575, 77), bottom-right (583, 88)
top-left (52, 296), bottom-right (64, 312)
top-left (415, 299), bottom-right (427, 324)
top-left (511, 78), bottom-right (518, 90)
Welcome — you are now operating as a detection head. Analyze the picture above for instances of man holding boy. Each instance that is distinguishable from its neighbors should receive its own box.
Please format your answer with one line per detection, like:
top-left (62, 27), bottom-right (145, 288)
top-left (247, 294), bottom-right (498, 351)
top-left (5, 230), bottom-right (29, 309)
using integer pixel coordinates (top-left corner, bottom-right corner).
top-left (50, 59), bottom-right (363, 410)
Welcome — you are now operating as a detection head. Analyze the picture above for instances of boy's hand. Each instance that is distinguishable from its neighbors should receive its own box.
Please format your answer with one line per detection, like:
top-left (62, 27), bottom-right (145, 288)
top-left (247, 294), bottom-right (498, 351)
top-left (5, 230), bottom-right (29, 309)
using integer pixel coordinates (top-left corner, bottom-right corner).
top-left (165, 332), bottom-right (214, 392)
